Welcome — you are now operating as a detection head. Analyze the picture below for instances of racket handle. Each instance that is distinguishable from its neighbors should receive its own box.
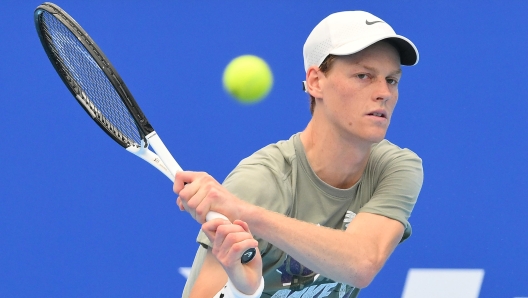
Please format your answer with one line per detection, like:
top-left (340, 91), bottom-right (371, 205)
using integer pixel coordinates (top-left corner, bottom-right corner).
top-left (206, 211), bottom-right (257, 264)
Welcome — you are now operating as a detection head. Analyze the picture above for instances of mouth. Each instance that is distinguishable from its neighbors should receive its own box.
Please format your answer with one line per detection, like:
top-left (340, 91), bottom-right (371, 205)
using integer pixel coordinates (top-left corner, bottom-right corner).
top-left (367, 110), bottom-right (387, 119)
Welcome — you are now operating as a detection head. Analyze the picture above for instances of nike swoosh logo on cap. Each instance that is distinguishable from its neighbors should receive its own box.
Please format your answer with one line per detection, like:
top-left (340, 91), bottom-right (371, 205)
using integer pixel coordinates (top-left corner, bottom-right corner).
top-left (366, 20), bottom-right (383, 25)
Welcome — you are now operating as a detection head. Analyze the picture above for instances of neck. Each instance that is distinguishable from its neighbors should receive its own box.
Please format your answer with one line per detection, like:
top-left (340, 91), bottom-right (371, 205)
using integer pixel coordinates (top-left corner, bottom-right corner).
top-left (300, 119), bottom-right (372, 189)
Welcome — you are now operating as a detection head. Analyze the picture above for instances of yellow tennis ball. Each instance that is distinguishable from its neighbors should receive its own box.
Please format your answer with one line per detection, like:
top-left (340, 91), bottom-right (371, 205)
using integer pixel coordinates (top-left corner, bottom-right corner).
top-left (223, 55), bottom-right (273, 103)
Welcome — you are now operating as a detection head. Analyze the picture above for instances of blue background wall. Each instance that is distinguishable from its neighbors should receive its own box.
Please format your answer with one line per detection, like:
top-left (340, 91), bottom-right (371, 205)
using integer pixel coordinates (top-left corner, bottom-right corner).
top-left (1, 1), bottom-right (526, 297)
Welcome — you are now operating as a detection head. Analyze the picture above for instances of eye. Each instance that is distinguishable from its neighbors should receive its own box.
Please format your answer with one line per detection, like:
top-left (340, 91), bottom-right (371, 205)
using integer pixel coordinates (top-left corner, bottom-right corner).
top-left (357, 73), bottom-right (369, 80)
top-left (386, 78), bottom-right (399, 85)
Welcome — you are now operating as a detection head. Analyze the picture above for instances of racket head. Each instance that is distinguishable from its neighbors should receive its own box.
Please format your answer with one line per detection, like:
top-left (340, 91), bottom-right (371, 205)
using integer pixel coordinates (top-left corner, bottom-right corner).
top-left (34, 2), bottom-right (153, 150)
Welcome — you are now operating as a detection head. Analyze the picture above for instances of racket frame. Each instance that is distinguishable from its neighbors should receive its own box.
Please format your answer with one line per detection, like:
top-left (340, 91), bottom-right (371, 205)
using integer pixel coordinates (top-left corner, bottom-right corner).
top-left (35, 2), bottom-right (154, 147)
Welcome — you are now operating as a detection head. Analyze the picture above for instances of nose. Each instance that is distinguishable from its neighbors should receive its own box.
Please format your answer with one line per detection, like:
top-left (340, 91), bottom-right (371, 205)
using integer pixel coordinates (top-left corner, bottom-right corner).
top-left (374, 80), bottom-right (392, 102)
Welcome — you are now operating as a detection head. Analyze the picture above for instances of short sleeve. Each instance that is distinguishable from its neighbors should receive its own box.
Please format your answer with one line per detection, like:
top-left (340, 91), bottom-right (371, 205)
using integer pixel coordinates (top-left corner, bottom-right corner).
top-left (359, 144), bottom-right (423, 241)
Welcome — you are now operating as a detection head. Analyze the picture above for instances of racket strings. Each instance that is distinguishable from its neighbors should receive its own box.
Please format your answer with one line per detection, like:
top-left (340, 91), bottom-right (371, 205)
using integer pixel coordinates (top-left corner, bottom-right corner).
top-left (41, 11), bottom-right (143, 148)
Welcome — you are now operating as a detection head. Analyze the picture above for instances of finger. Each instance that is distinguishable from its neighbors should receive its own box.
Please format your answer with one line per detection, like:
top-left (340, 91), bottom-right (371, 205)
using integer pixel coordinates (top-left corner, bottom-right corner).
top-left (214, 221), bottom-right (245, 239)
top-left (217, 235), bottom-right (259, 265)
top-left (176, 197), bottom-right (185, 211)
top-left (175, 170), bottom-right (195, 183)
top-left (172, 171), bottom-right (188, 194)
top-left (188, 181), bottom-right (219, 223)
top-left (179, 178), bottom-right (213, 223)
top-left (221, 223), bottom-right (259, 261)
top-left (177, 194), bottom-right (191, 212)
top-left (177, 171), bottom-right (211, 203)
top-left (202, 218), bottom-right (231, 242)
top-left (232, 220), bottom-right (252, 234)
top-left (177, 178), bottom-right (199, 206)
top-left (228, 238), bottom-right (259, 260)
top-left (213, 224), bottom-right (251, 256)
top-left (177, 170), bottom-right (211, 185)
top-left (175, 171), bottom-right (208, 195)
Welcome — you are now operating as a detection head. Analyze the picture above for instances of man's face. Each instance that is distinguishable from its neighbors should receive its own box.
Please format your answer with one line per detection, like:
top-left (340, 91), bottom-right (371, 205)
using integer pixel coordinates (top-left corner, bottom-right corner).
top-left (316, 42), bottom-right (402, 144)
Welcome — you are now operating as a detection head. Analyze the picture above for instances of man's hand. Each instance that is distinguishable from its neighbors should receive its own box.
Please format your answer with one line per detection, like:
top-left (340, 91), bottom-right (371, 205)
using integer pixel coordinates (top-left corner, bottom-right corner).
top-left (174, 171), bottom-right (244, 223)
top-left (202, 219), bottom-right (263, 295)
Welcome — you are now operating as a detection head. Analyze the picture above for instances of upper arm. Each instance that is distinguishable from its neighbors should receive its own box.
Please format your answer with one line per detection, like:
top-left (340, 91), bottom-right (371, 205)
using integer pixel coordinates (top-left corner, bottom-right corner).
top-left (189, 248), bottom-right (228, 298)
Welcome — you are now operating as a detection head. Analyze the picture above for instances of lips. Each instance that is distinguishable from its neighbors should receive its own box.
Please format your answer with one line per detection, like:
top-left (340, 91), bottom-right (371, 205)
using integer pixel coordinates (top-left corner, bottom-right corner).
top-left (367, 110), bottom-right (387, 118)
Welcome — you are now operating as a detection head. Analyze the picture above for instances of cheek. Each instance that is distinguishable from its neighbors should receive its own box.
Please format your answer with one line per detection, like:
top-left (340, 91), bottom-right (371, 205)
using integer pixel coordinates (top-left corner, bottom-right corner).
top-left (388, 91), bottom-right (399, 108)
top-left (325, 83), bottom-right (351, 110)
top-left (387, 96), bottom-right (398, 120)
top-left (326, 75), bottom-right (351, 95)
top-left (391, 97), bottom-right (398, 109)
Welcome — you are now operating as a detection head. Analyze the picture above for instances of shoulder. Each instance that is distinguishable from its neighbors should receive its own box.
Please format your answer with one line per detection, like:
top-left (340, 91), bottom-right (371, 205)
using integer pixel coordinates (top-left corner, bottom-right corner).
top-left (371, 139), bottom-right (422, 163)
top-left (233, 134), bottom-right (297, 181)
top-left (368, 140), bottom-right (423, 176)
top-left (363, 140), bottom-right (424, 209)
top-left (239, 135), bottom-right (296, 167)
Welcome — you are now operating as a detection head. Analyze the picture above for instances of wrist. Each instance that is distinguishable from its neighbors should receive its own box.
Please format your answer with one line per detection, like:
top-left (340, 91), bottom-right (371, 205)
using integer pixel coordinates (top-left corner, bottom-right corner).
top-left (238, 201), bottom-right (259, 223)
top-left (223, 276), bottom-right (264, 298)
top-left (239, 204), bottom-right (268, 238)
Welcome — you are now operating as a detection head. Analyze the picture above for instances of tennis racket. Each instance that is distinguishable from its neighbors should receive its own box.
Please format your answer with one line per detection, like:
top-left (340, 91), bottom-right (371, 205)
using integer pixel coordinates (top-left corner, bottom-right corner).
top-left (34, 2), bottom-right (256, 264)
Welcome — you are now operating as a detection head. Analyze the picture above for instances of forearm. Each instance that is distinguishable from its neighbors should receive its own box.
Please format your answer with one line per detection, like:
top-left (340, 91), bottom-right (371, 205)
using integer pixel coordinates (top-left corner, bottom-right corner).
top-left (241, 204), bottom-right (400, 288)
top-left (189, 248), bottom-right (227, 298)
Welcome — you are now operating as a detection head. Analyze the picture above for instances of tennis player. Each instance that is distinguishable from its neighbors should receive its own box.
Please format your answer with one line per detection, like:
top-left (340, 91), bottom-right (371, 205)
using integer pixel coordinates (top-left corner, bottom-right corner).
top-left (175, 10), bottom-right (423, 298)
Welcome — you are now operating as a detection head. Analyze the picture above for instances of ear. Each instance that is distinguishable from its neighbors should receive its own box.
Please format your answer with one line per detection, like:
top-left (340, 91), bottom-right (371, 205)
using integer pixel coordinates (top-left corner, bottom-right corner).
top-left (305, 66), bottom-right (324, 99)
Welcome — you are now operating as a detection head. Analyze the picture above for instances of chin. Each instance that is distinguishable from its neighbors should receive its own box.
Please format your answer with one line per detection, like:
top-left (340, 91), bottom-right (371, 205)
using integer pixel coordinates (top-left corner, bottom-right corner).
top-left (364, 131), bottom-right (386, 144)
top-left (370, 136), bottom-right (385, 144)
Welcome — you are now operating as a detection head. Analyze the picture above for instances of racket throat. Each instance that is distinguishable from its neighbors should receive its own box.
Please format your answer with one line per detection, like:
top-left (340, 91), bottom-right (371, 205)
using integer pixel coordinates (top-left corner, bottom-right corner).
top-left (146, 132), bottom-right (183, 178)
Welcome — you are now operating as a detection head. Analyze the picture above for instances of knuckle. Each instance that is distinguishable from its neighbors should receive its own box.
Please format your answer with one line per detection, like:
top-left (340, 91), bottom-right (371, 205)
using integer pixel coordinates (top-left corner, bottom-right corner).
top-left (208, 188), bottom-right (219, 199)
top-left (196, 172), bottom-right (208, 181)
top-left (231, 242), bottom-right (245, 254)
top-left (186, 199), bottom-right (197, 209)
top-left (195, 205), bottom-right (206, 219)
top-left (211, 246), bottom-right (221, 256)
top-left (208, 185), bottom-right (224, 200)
top-left (178, 188), bottom-right (188, 201)
top-left (216, 225), bottom-right (228, 236)
top-left (224, 233), bottom-right (237, 243)
top-left (203, 181), bottom-right (213, 192)
top-left (202, 175), bottom-right (216, 186)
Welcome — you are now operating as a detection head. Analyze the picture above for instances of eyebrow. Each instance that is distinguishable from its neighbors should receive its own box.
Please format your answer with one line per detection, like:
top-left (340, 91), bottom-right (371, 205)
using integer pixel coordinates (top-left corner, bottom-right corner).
top-left (360, 64), bottom-right (402, 76)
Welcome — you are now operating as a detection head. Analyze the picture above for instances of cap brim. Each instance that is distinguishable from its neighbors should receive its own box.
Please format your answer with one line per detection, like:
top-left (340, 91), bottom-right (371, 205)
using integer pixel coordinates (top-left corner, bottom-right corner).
top-left (329, 34), bottom-right (419, 66)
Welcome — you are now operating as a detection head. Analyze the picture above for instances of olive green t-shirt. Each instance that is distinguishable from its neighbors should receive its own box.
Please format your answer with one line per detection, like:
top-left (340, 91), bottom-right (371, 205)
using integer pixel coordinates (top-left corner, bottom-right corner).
top-left (183, 133), bottom-right (423, 298)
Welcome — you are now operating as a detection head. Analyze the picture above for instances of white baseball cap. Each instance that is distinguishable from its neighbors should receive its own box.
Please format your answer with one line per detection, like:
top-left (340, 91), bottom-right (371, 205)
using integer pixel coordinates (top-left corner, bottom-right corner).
top-left (303, 11), bottom-right (419, 72)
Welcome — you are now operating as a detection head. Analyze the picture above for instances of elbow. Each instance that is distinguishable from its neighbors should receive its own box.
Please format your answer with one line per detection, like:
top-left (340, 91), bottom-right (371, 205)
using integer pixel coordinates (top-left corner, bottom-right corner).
top-left (353, 273), bottom-right (375, 289)
top-left (350, 259), bottom-right (384, 289)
